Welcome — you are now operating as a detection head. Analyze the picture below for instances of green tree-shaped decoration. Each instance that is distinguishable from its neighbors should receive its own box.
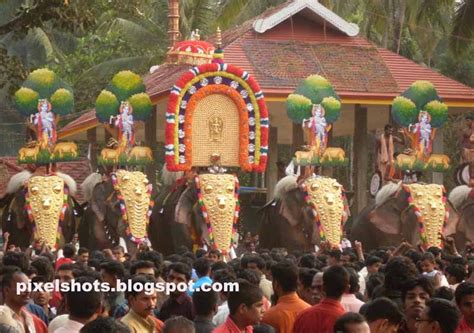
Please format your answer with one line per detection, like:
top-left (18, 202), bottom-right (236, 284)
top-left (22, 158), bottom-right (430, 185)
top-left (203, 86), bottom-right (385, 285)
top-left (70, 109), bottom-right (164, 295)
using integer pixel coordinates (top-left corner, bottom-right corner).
top-left (287, 75), bottom-right (341, 124)
top-left (392, 81), bottom-right (448, 129)
top-left (14, 68), bottom-right (74, 117)
top-left (96, 70), bottom-right (152, 122)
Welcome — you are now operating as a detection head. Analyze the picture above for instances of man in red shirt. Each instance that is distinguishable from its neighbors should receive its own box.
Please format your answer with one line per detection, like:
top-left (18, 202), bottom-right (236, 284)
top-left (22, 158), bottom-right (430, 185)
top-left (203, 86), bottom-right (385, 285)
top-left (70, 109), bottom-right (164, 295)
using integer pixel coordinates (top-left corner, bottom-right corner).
top-left (455, 282), bottom-right (474, 333)
top-left (293, 265), bottom-right (349, 333)
top-left (213, 280), bottom-right (264, 333)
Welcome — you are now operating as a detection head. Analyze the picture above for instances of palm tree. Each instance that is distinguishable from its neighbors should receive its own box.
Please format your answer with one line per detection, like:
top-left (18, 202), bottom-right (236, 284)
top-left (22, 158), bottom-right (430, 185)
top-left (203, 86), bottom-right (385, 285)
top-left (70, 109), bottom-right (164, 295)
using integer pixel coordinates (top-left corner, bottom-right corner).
top-left (450, 0), bottom-right (474, 54)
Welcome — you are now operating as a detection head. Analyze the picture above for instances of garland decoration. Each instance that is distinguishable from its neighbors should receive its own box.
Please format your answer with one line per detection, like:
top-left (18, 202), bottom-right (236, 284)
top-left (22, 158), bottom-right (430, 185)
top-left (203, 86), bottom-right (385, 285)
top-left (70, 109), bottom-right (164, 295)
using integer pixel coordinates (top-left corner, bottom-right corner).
top-left (111, 173), bottom-right (154, 244)
top-left (195, 175), bottom-right (240, 255)
top-left (166, 62), bottom-right (269, 172)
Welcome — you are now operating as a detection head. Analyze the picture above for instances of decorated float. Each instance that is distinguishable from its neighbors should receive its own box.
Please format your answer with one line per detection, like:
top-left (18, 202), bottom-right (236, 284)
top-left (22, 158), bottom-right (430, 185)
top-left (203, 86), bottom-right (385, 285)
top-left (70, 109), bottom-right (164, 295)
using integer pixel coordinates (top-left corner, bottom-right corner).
top-left (77, 71), bottom-right (155, 255)
top-left (1, 69), bottom-right (80, 250)
top-left (258, 75), bottom-right (349, 251)
top-left (160, 28), bottom-right (269, 259)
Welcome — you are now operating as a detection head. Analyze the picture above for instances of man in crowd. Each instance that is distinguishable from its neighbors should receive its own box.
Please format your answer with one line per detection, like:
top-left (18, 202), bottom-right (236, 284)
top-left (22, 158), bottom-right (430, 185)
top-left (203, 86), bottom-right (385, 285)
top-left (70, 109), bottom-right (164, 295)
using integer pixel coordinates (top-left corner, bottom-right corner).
top-left (113, 246), bottom-right (126, 263)
top-left (120, 275), bottom-right (164, 333)
top-left (297, 268), bottom-right (318, 305)
top-left (189, 258), bottom-right (212, 297)
top-left (311, 272), bottom-right (324, 305)
top-left (341, 267), bottom-right (364, 313)
top-left (455, 282), bottom-right (474, 332)
top-left (80, 317), bottom-right (131, 333)
top-left (55, 276), bottom-right (103, 333)
top-left (293, 265), bottom-right (349, 333)
top-left (192, 289), bottom-right (217, 333)
top-left (333, 313), bottom-right (370, 333)
top-left (75, 248), bottom-right (89, 269)
top-left (55, 244), bottom-right (75, 271)
top-left (363, 297), bottom-right (402, 333)
top-left (31, 276), bottom-right (55, 322)
top-left (212, 270), bottom-right (237, 327)
top-left (1, 269), bottom-right (47, 333)
top-left (159, 263), bottom-right (194, 321)
top-left (100, 260), bottom-right (126, 317)
top-left (262, 260), bottom-right (310, 332)
top-left (398, 277), bottom-right (434, 333)
top-left (213, 280), bottom-right (264, 333)
top-left (162, 316), bottom-right (195, 333)
top-left (244, 256), bottom-right (273, 301)
top-left (417, 298), bottom-right (460, 333)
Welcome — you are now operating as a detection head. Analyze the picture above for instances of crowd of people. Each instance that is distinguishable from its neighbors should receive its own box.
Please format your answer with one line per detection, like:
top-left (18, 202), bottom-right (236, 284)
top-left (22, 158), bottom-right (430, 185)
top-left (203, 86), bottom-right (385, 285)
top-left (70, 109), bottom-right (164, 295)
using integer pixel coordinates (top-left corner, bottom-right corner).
top-left (0, 236), bottom-right (473, 333)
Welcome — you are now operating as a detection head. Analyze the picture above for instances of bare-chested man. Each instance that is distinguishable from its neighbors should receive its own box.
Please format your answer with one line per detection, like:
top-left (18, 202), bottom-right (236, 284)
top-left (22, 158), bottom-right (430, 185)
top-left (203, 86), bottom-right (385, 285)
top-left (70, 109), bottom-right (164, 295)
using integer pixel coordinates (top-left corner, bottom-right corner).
top-left (461, 115), bottom-right (474, 164)
top-left (375, 124), bottom-right (405, 181)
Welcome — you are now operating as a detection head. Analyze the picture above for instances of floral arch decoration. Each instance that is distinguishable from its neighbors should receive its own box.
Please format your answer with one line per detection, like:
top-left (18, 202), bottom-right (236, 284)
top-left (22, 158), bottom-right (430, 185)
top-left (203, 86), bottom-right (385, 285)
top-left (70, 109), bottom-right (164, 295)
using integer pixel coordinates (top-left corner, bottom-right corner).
top-left (165, 63), bottom-right (269, 173)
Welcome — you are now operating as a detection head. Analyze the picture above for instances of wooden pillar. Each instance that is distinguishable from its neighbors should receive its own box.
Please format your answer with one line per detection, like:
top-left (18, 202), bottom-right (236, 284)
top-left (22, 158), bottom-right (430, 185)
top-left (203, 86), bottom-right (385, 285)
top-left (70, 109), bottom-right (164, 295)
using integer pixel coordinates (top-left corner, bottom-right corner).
top-left (145, 106), bottom-right (158, 186)
top-left (265, 127), bottom-right (278, 201)
top-left (292, 123), bottom-right (304, 154)
top-left (353, 105), bottom-right (368, 214)
top-left (430, 127), bottom-right (444, 185)
top-left (87, 127), bottom-right (97, 172)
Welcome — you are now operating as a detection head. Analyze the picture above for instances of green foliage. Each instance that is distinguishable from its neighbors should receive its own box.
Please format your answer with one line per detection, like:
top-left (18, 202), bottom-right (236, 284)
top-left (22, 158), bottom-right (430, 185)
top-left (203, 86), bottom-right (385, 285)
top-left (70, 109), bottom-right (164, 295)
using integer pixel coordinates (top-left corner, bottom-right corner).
top-left (22, 68), bottom-right (61, 98)
top-left (95, 90), bottom-right (119, 122)
top-left (295, 75), bottom-right (338, 105)
top-left (108, 70), bottom-right (145, 103)
top-left (286, 94), bottom-right (312, 124)
top-left (402, 81), bottom-right (440, 110)
top-left (50, 88), bottom-right (74, 115)
top-left (14, 87), bottom-right (39, 116)
top-left (287, 75), bottom-right (341, 124)
top-left (321, 96), bottom-right (342, 123)
top-left (392, 96), bottom-right (418, 127)
top-left (128, 93), bottom-right (153, 121)
top-left (392, 81), bottom-right (447, 128)
top-left (425, 100), bottom-right (448, 128)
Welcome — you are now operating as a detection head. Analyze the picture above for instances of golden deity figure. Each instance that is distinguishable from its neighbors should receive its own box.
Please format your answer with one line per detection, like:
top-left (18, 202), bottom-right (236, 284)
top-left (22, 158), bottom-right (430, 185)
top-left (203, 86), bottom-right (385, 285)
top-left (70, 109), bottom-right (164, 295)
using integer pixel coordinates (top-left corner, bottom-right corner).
top-left (209, 115), bottom-right (224, 142)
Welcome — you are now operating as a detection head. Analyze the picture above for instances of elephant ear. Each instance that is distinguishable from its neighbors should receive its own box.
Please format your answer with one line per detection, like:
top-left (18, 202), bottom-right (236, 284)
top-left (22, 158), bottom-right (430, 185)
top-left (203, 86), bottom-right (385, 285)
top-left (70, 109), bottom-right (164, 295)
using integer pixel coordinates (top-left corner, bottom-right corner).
top-left (175, 186), bottom-right (197, 226)
top-left (14, 190), bottom-right (27, 230)
top-left (279, 188), bottom-right (306, 227)
top-left (368, 198), bottom-right (402, 235)
top-left (444, 200), bottom-right (459, 237)
top-left (90, 181), bottom-right (113, 222)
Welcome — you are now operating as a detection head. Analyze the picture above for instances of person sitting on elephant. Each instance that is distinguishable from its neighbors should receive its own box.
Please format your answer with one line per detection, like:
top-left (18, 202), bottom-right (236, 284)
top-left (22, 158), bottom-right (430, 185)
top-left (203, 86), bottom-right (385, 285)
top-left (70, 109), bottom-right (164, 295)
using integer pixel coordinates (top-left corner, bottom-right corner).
top-left (460, 115), bottom-right (474, 164)
top-left (375, 124), bottom-right (406, 181)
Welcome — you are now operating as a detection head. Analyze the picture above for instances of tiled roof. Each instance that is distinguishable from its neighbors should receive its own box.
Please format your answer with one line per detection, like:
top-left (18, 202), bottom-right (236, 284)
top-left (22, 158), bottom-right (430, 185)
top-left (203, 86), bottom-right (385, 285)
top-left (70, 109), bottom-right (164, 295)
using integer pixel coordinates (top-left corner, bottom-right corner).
top-left (0, 157), bottom-right (92, 203)
top-left (58, 109), bottom-right (98, 139)
top-left (57, 0), bottom-right (474, 137)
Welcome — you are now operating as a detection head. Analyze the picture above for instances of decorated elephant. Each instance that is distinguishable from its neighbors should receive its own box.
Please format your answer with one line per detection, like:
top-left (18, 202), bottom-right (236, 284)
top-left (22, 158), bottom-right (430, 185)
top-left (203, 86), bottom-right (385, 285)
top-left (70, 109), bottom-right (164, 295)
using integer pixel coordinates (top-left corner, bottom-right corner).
top-left (149, 171), bottom-right (240, 258)
top-left (79, 170), bottom-right (154, 257)
top-left (1, 170), bottom-right (80, 249)
top-left (448, 185), bottom-right (474, 250)
top-left (258, 175), bottom-right (350, 251)
top-left (350, 182), bottom-right (460, 251)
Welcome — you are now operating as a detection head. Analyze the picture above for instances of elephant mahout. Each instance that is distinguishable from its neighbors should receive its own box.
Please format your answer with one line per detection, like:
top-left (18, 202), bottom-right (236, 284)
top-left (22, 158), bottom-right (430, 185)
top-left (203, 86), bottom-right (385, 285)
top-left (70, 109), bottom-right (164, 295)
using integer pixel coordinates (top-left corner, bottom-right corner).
top-left (258, 175), bottom-right (350, 251)
top-left (79, 170), bottom-right (154, 257)
top-left (350, 182), bottom-right (461, 251)
top-left (149, 169), bottom-right (240, 259)
top-left (1, 170), bottom-right (80, 249)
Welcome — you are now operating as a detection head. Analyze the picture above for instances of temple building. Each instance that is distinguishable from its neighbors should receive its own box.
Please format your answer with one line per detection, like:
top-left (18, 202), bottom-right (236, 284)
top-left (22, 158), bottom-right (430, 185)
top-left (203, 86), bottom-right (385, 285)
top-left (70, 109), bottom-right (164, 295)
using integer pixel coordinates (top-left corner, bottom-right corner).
top-left (58, 0), bottom-right (474, 213)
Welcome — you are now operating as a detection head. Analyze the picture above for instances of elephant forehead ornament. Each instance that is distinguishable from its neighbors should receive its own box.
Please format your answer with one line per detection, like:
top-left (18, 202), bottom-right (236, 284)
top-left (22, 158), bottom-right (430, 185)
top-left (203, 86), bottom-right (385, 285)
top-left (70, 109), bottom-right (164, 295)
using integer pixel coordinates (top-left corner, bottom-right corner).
top-left (195, 174), bottom-right (239, 255)
top-left (403, 183), bottom-right (448, 248)
top-left (112, 170), bottom-right (153, 244)
top-left (301, 177), bottom-right (348, 246)
top-left (25, 176), bottom-right (68, 248)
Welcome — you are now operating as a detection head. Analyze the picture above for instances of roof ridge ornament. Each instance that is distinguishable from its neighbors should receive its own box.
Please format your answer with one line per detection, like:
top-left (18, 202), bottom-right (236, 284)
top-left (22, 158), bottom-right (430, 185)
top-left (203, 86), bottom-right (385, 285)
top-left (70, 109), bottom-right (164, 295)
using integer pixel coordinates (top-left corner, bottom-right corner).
top-left (252, 0), bottom-right (359, 37)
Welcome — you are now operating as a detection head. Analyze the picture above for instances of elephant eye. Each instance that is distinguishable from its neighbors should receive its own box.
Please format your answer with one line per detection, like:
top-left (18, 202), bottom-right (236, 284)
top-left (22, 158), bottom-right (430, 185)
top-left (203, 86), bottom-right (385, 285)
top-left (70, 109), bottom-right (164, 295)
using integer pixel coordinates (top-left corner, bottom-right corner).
top-left (226, 185), bottom-right (234, 194)
top-left (53, 185), bottom-right (62, 194)
top-left (204, 185), bottom-right (213, 194)
top-left (310, 183), bottom-right (319, 191)
top-left (31, 186), bottom-right (39, 195)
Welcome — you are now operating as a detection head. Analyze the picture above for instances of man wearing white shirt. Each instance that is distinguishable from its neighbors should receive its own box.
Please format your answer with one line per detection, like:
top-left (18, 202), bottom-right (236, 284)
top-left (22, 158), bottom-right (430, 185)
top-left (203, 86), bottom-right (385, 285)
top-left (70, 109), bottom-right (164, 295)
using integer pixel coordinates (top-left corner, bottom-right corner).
top-left (53, 276), bottom-right (103, 333)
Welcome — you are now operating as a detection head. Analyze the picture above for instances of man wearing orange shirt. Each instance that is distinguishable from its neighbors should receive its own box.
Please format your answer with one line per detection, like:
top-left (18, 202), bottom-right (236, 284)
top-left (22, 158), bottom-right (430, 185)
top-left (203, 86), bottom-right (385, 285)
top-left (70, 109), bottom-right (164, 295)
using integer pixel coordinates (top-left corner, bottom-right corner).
top-left (262, 260), bottom-right (310, 333)
top-left (293, 265), bottom-right (349, 333)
